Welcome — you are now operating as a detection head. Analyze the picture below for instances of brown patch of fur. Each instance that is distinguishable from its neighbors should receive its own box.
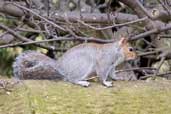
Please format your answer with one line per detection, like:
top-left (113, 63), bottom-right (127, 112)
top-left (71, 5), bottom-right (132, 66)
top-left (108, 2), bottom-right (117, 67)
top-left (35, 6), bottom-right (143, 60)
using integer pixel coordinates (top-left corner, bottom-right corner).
top-left (121, 42), bottom-right (137, 60)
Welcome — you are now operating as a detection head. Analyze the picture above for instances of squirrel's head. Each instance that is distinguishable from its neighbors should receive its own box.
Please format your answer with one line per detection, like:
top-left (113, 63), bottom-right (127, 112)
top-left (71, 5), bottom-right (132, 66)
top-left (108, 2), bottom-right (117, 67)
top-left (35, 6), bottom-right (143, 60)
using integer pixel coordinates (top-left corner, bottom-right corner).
top-left (119, 37), bottom-right (137, 60)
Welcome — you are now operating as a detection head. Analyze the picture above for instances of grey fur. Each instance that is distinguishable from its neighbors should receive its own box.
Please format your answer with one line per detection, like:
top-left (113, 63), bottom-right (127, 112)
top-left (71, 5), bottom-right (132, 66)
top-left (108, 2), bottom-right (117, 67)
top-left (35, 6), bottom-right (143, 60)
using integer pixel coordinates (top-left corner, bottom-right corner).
top-left (56, 42), bottom-right (125, 87)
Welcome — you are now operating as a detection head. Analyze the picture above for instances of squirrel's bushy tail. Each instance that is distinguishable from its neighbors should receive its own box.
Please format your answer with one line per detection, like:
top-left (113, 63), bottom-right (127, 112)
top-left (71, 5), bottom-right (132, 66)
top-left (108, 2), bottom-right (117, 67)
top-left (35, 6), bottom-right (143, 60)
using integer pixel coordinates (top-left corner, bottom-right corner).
top-left (13, 50), bottom-right (63, 80)
top-left (13, 51), bottom-right (32, 79)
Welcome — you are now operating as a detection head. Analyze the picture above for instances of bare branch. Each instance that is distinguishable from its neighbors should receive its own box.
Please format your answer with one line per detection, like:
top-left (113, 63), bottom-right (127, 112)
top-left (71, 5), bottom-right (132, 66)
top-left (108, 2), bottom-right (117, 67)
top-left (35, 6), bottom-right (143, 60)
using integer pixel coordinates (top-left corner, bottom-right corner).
top-left (77, 17), bottom-right (147, 30)
top-left (131, 23), bottom-right (171, 40)
top-left (0, 23), bottom-right (55, 50)
top-left (12, 3), bottom-right (66, 31)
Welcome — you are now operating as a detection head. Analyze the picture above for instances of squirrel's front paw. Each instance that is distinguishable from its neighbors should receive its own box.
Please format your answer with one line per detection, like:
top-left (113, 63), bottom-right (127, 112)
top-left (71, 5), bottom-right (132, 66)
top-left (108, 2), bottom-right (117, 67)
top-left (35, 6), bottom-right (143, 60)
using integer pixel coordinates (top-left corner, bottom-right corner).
top-left (103, 81), bottom-right (113, 87)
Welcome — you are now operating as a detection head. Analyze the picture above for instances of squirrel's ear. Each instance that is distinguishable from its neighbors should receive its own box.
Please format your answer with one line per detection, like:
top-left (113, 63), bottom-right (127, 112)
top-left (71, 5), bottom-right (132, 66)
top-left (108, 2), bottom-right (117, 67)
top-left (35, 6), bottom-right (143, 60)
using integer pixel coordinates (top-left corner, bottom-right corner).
top-left (119, 37), bottom-right (128, 46)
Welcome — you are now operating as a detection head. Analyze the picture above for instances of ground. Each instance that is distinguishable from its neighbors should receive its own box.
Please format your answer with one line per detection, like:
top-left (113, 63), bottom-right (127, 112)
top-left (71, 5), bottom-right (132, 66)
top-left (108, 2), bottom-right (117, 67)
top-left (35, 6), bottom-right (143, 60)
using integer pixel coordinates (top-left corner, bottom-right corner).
top-left (0, 79), bottom-right (171, 114)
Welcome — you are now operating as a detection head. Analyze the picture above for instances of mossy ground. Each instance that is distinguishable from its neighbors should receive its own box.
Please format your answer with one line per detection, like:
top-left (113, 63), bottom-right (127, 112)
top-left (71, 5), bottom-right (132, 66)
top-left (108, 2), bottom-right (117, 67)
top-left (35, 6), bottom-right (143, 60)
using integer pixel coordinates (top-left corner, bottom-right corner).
top-left (0, 79), bottom-right (171, 114)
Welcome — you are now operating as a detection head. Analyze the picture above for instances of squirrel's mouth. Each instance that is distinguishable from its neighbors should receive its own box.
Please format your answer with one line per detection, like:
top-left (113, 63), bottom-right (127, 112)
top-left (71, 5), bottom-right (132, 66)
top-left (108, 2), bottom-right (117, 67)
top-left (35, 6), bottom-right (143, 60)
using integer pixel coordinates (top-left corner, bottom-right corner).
top-left (126, 56), bottom-right (137, 61)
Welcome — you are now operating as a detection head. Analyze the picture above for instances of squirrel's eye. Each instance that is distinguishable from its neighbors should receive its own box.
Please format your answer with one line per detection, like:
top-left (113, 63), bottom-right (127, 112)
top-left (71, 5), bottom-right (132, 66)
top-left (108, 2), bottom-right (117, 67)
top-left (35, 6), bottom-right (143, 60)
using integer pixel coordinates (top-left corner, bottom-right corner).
top-left (129, 47), bottom-right (133, 52)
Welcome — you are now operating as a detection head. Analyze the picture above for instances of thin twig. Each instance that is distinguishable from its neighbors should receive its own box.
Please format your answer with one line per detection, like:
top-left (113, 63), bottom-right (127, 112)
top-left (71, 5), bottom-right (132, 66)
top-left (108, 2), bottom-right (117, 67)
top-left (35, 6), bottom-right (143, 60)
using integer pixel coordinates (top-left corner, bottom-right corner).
top-left (159, 35), bottom-right (171, 38)
top-left (140, 71), bottom-right (171, 79)
top-left (86, 67), bottom-right (157, 81)
top-left (131, 23), bottom-right (171, 40)
top-left (12, 3), bottom-right (66, 31)
top-left (157, 0), bottom-right (171, 16)
top-left (0, 36), bottom-right (115, 49)
top-left (0, 23), bottom-right (55, 50)
top-left (115, 67), bottom-right (157, 73)
top-left (153, 57), bottom-right (166, 79)
top-left (138, 47), bottom-right (168, 57)
top-left (78, 17), bottom-right (147, 30)
top-left (16, 28), bottom-right (47, 33)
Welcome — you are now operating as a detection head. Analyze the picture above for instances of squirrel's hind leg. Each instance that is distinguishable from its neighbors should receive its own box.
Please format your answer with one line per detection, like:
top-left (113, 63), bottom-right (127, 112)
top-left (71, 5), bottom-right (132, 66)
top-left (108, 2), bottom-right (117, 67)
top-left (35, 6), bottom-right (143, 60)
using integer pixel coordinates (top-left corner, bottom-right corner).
top-left (72, 80), bottom-right (90, 87)
top-left (67, 64), bottom-right (95, 87)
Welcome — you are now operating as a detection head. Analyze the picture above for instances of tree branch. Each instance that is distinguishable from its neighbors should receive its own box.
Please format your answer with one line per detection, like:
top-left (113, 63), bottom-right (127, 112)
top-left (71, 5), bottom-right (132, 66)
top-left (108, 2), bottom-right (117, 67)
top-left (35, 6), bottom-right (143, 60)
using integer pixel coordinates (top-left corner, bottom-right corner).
top-left (0, 23), bottom-right (55, 50)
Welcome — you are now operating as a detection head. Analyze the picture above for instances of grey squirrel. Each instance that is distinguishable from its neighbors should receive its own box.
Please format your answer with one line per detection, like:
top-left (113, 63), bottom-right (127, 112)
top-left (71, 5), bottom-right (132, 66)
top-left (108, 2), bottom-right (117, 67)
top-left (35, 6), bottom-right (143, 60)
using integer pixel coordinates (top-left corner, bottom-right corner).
top-left (13, 37), bottom-right (137, 87)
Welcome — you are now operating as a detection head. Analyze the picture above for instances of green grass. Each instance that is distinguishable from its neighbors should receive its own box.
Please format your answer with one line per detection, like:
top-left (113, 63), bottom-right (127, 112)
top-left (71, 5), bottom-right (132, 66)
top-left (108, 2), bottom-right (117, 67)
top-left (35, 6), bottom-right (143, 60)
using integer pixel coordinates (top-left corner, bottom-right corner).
top-left (0, 80), bottom-right (171, 114)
